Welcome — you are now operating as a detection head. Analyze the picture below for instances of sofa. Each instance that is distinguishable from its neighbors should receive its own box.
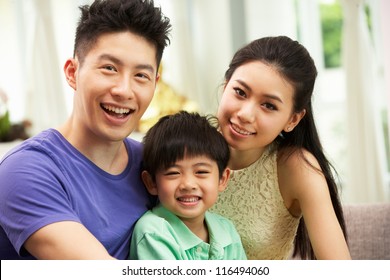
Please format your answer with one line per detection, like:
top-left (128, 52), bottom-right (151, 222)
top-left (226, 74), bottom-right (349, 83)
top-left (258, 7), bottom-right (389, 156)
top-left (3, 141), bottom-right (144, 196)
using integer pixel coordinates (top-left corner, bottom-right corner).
top-left (291, 203), bottom-right (390, 260)
top-left (343, 203), bottom-right (390, 260)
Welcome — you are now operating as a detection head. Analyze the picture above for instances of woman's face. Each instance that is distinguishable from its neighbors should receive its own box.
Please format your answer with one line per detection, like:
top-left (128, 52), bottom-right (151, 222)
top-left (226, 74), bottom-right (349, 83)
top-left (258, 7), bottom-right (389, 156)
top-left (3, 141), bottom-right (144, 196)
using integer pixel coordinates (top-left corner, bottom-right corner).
top-left (217, 61), bottom-right (300, 154)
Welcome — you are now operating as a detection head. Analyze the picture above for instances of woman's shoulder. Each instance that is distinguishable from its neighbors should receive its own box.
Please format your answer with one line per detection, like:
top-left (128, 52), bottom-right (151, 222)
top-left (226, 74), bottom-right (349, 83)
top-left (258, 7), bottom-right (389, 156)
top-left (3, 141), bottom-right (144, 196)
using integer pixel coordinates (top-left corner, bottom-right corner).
top-left (277, 147), bottom-right (325, 214)
top-left (277, 147), bottom-right (320, 172)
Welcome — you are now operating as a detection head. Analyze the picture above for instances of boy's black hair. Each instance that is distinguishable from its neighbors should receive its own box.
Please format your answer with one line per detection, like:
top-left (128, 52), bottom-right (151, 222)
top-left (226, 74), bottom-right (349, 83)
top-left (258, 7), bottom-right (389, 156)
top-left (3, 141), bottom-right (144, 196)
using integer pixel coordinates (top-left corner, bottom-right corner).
top-left (142, 111), bottom-right (230, 180)
top-left (74, 0), bottom-right (171, 67)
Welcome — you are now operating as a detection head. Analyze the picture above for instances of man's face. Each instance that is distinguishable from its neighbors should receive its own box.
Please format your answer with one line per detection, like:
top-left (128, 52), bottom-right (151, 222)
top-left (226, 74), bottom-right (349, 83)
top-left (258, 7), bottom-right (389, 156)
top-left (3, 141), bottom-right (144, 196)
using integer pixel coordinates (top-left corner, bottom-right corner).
top-left (66, 32), bottom-right (158, 143)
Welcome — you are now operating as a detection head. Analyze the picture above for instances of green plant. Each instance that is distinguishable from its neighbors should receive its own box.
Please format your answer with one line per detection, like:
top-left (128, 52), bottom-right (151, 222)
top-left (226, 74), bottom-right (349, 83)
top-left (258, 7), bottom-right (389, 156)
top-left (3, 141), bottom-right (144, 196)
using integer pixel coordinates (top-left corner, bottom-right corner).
top-left (320, 1), bottom-right (343, 68)
top-left (0, 110), bottom-right (11, 141)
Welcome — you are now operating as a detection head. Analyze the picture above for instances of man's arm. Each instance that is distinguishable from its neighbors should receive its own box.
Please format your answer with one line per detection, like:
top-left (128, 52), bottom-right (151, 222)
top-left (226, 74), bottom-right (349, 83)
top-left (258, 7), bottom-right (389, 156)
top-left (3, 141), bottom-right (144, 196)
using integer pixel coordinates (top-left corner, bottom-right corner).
top-left (24, 221), bottom-right (115, 260)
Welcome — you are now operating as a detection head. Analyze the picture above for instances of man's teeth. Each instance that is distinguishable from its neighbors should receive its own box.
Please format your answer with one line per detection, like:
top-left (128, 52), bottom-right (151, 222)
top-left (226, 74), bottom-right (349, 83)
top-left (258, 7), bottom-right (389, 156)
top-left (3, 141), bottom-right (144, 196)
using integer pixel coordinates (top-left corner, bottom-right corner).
top-left (178, 197), bottom-right (199, 202)
top-left (232, 124), bottom-right (253, 135)
top-left (103, 105), bottom-right (130, 114)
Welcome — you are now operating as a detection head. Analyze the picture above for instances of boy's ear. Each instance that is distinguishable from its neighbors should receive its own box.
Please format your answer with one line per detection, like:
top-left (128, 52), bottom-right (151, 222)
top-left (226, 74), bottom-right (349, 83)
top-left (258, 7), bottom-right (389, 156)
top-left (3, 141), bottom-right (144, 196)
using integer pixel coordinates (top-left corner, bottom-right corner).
top-left (141, 171), bottom-right (158, 195)
top-left (218, 168), bottom-right (231, 192)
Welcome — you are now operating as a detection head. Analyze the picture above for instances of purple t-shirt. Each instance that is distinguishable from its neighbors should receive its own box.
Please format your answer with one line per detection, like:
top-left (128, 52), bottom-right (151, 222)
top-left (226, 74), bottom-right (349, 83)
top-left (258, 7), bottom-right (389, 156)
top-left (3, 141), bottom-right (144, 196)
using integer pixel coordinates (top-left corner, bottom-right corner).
top-left (0, 129), bottom-right (155, 259)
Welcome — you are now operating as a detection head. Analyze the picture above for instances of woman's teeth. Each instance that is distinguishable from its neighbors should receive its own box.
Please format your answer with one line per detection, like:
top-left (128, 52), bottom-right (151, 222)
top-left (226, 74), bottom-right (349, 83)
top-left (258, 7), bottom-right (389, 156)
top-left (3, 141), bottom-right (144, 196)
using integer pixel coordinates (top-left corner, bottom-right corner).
top-left (232, 124), bottom-right (254, 135)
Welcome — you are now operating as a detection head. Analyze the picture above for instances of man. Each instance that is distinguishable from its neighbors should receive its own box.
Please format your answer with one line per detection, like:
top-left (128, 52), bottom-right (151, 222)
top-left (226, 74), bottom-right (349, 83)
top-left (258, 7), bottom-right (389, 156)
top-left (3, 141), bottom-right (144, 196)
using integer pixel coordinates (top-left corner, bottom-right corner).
top-left (0, 0), bottom-right (171, 259)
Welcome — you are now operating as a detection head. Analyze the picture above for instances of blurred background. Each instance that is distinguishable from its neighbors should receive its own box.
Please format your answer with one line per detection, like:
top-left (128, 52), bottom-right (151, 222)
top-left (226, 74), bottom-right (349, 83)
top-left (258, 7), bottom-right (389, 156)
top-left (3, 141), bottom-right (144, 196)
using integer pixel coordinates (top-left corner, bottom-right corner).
top-left (0, 0), bottom-right (389, 204)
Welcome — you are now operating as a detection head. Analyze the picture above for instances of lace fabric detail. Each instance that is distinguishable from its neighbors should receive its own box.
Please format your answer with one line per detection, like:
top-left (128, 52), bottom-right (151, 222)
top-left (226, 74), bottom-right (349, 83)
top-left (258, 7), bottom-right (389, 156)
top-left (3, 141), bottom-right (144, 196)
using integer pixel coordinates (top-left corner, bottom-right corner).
top-left (211, 146), bottom-right (300, 260)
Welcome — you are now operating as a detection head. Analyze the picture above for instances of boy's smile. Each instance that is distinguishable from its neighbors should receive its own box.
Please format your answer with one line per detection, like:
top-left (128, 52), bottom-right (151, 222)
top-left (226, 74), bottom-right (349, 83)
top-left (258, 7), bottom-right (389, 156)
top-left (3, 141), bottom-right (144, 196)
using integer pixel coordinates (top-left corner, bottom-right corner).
top-left (151, 155), bottom-right (229, 226)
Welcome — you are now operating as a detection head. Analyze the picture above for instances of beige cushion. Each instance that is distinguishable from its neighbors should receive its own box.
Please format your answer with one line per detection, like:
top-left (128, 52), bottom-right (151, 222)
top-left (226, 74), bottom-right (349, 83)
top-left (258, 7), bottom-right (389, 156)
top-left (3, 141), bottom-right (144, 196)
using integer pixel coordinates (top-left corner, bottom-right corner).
top-left (344, 203), bottom-right (390, 260)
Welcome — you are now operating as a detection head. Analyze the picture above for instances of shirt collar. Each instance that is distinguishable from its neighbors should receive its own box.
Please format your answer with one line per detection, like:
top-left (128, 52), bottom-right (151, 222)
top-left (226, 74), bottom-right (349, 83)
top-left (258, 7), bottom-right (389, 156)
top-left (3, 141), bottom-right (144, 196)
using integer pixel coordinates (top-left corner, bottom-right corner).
top-left (152, 205), bottom-right (203, 250)
top-left (152, 205), bottom-right (234, 257)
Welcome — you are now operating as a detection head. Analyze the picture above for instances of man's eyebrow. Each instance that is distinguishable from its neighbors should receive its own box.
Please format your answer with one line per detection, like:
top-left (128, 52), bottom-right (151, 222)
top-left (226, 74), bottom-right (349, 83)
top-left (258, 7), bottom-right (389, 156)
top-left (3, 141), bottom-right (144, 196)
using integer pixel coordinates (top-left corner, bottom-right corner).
top-left (135, 63), bottom-right (155, 74)
top-left (235, 79), bottom-right (284, 104)
top-left (98, 53), bottom-right (123, 65)
top-left (98, 54), bottom-right (155, 73)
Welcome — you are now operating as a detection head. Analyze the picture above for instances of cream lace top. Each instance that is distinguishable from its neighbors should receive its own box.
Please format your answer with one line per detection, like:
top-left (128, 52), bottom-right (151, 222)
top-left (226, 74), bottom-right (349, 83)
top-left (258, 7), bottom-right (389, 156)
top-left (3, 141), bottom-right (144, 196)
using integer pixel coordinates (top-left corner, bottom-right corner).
top-left (211, 146), bottom-right (300, 260)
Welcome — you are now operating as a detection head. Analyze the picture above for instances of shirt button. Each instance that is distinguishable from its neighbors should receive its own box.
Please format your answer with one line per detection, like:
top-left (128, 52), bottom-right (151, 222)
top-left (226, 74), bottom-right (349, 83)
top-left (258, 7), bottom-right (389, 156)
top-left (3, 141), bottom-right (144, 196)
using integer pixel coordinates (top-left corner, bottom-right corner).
top-left (196, 247), bottom-right (202, 253)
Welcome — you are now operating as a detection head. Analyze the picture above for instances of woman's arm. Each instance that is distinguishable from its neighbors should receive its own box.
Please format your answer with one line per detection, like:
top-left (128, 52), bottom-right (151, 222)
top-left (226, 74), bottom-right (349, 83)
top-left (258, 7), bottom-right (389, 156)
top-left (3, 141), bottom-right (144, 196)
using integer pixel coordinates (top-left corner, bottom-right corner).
top-left (278, 149), bottom-right (351, 260)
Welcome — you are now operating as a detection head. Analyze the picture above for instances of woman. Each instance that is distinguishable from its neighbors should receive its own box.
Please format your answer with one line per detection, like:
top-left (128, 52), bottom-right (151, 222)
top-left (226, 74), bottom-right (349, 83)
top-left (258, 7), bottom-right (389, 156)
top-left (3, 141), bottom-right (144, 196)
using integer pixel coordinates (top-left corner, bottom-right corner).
top-left (212, 36), bottom-right (351, 260)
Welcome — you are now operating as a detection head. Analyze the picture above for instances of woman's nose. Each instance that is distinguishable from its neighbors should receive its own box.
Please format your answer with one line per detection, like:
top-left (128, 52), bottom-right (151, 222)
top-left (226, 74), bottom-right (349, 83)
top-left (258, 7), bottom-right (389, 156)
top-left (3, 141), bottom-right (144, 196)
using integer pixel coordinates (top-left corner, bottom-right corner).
top-left (237, 102), bottom-right (256, 123)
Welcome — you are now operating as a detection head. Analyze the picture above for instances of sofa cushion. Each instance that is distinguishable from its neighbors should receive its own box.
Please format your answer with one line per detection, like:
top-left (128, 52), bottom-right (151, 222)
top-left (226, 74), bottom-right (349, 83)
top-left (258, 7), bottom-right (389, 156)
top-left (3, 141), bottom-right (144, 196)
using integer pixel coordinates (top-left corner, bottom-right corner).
top-left (344, 203), bottom-right (390, 260)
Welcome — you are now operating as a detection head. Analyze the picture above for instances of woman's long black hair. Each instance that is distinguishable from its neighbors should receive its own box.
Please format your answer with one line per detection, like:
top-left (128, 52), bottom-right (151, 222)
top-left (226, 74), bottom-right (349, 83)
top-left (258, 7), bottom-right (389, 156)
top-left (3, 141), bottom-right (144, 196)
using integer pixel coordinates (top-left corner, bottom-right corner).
top-left (224, 36), bottom-right (347, 259)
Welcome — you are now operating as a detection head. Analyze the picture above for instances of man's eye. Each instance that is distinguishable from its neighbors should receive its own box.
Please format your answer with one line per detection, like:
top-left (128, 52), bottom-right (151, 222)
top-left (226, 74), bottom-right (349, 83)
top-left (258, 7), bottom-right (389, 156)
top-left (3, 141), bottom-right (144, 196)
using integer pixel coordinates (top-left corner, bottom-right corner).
top-left (136, 73), bottom-right (151, 80)
top-left (103, 65), bottom-right (117, 72)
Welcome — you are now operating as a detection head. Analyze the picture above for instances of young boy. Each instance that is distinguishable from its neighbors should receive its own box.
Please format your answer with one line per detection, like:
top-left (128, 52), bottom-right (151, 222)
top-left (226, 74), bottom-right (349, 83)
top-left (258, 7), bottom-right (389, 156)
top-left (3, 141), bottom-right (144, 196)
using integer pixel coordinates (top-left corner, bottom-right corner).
top-left (129, 111), bottom-right (246, 260)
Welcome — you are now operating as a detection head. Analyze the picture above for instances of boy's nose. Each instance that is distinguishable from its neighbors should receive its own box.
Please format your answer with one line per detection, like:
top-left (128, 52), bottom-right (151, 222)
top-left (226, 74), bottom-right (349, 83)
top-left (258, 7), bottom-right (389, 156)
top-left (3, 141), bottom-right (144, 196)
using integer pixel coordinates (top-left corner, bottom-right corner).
top-left (179, 177), bottom-right (197, 191)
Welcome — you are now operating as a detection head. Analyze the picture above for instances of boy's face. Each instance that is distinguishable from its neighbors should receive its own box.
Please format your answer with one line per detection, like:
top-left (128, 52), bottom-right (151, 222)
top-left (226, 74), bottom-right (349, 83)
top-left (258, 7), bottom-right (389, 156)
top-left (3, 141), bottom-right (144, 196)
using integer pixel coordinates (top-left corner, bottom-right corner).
top-left (64, 31), bottom-right (158, 143)
top-left (147, 155), bottom-right (229, 225)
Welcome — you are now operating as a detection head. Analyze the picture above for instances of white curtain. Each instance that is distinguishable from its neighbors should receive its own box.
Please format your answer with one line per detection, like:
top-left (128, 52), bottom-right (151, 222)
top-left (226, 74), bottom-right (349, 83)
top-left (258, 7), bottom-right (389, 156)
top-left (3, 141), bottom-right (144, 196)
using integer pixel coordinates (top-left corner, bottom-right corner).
top-left (244, 0), bottom-right (297, 41)
top-left (155, 0), bottom-right (234, 115)
top-left (341, 0), bottom-right (389, 203)
top-left (24, 0), bottom-right (68, 135)
top-left (0, 0), bottom-right (25, 123)
top-left (379, 0), bottom-right (390, 160)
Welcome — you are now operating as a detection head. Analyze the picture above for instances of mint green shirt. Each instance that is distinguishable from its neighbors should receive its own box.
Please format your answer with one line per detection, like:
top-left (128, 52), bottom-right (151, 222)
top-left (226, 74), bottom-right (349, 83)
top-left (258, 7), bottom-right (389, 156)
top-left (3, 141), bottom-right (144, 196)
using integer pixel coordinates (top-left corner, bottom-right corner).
top-left (129, 205), bottom-right (247, 260)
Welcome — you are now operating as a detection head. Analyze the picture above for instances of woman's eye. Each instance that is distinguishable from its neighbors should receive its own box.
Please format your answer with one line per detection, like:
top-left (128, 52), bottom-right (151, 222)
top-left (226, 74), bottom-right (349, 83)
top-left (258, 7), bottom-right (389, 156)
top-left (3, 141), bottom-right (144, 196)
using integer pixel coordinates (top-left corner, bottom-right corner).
top-left (234, 87), bottom-right (246, 97)
top-left (263, 103), bottom-right (277, 111)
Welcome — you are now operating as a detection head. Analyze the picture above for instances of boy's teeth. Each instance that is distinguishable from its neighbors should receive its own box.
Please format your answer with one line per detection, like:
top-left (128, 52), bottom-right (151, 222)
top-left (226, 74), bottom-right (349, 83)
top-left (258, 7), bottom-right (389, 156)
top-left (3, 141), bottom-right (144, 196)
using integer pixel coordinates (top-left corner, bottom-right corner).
top-left (178, 197), bottom-right (199, 202)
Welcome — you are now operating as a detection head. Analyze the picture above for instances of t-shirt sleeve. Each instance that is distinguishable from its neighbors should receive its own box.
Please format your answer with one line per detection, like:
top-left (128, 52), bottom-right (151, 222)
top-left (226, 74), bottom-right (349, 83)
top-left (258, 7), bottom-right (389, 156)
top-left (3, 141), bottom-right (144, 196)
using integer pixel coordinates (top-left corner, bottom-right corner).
top-left (130, 232), bottom-right (183, 260)
top-left (129, 213), bottom-right (184, 260)
top-left (0, 150), bottom-right (80, 256)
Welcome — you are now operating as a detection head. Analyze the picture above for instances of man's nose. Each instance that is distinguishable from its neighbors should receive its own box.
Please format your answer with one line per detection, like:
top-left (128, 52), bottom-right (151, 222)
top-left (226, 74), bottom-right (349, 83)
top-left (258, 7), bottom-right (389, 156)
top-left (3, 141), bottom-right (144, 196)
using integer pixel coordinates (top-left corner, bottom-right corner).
top-left (110, 76), bottom-right (135, 100)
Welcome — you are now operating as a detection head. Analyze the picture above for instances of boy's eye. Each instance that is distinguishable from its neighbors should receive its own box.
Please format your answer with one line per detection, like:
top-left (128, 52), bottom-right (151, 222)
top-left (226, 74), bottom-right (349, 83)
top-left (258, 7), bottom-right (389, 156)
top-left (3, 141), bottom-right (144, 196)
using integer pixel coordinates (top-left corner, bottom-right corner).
top-left (196, 170), bottom-right (210, 175)
top-left (164, 170), bottom-right (180, 176)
